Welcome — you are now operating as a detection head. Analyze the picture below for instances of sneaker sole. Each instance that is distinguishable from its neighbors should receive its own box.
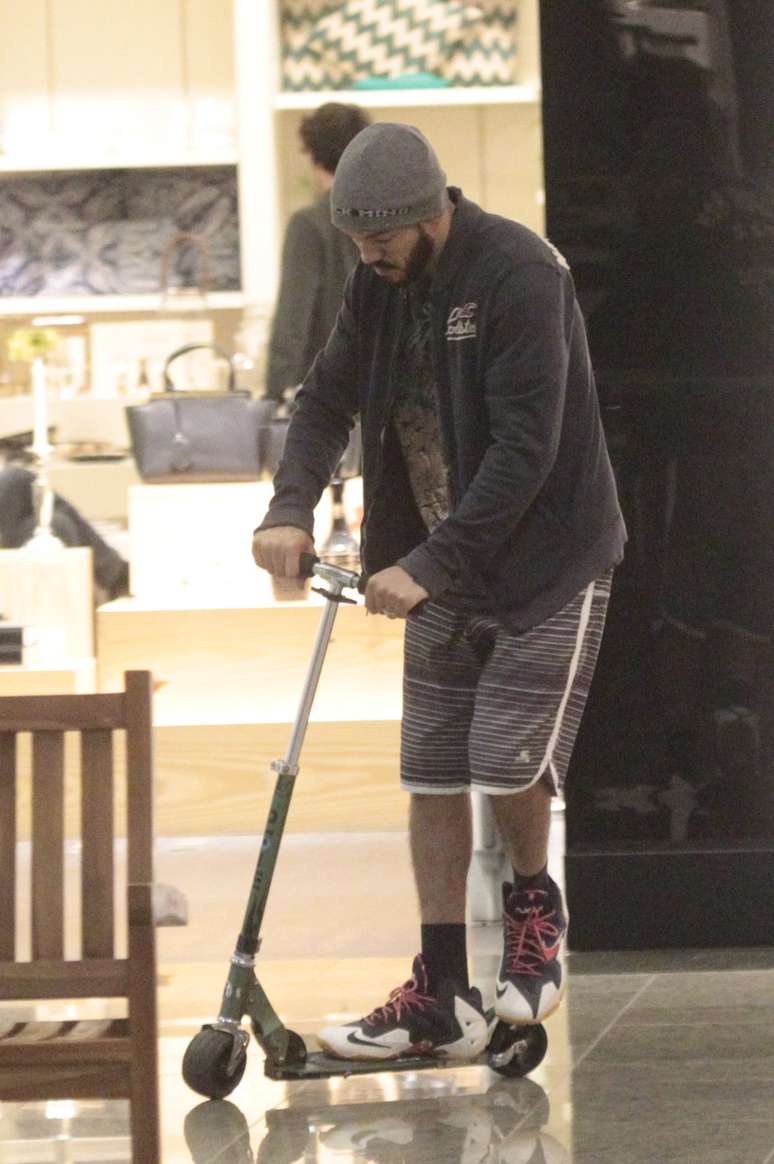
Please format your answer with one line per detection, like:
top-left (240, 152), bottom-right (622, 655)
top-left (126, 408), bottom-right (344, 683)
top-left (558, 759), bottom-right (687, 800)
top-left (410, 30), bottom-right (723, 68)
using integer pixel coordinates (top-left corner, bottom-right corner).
top-left (317, 1035), bottom-right (403, 1061)
top-left (317, 1034), bottom-right (486, 1063)
top-left (494, 979), bottom-right (566, 1026)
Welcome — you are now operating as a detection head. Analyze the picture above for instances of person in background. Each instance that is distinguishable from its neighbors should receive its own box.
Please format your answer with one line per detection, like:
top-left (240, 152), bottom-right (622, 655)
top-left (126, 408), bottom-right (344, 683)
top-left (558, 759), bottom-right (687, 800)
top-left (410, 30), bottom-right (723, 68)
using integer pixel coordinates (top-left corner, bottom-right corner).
top-left (252, 123), bottom-right (625, 1062)
top-left (0, 461), bottom-right (129, 602)
top-left (264, 102), bottom-right (371, 403)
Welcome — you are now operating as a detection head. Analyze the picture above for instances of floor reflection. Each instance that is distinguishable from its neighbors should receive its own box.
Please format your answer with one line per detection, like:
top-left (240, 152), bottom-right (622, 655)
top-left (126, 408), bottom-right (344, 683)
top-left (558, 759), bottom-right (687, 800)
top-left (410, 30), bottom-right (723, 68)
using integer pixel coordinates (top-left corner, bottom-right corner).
top-left (3, 835), bottom-right (774, 1161)
top-left (184, 1075), bottom-right (568, 1164)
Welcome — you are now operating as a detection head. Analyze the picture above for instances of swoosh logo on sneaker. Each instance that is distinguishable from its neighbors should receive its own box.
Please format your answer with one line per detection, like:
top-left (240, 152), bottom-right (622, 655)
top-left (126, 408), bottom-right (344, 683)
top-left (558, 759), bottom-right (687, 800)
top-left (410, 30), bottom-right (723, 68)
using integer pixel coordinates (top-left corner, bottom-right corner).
top-left (346, 1031), bottom-right (393, 1049)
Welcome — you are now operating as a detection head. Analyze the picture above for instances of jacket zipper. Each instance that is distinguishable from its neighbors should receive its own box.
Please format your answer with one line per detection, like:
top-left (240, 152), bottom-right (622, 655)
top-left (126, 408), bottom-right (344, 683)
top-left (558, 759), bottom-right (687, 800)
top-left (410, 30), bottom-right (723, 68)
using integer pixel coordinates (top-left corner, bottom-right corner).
top-left (361, 291), bottom-right (408, 562)
top-left (430, 290), bottom-right (460, 504)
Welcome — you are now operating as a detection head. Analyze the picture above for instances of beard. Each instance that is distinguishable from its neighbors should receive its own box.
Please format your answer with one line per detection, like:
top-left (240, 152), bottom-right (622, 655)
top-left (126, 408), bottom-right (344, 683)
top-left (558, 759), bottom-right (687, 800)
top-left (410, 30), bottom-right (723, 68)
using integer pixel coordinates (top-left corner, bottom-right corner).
top-left (404, 227), bottom-right (436, 282)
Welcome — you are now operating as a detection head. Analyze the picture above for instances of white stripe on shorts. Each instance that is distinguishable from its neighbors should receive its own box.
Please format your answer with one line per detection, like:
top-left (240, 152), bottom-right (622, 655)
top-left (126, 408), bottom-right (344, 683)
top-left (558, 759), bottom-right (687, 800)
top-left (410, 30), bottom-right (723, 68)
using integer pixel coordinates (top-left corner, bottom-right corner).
top-left (534, 576), bottom-right (596, 790)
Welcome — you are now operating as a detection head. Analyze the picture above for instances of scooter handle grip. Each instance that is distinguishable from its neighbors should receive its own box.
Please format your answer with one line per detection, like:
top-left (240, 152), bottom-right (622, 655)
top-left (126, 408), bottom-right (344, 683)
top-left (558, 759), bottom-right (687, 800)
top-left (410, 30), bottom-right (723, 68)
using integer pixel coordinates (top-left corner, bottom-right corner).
top-left (299, 551), bottom-right (319, 578)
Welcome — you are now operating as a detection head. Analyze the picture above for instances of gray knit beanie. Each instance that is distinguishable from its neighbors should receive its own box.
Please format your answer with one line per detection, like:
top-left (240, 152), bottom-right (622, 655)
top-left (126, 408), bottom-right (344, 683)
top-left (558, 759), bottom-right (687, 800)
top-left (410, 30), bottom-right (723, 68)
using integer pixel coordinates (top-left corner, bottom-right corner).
top-left (331, 123), bottom-right (447, 233)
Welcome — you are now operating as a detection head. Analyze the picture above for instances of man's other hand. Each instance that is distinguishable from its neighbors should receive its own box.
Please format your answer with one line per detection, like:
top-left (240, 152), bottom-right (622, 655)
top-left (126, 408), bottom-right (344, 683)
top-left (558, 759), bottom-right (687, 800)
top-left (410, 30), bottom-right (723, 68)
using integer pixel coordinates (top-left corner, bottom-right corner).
top-left (365, 566), bottom-right (429, 619)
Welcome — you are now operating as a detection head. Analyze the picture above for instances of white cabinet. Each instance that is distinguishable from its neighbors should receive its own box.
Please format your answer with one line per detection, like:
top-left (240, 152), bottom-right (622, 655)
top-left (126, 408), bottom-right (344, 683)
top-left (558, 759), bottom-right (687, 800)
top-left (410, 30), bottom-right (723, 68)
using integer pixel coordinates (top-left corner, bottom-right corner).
top-left (235, 0), bottom-right (545, 317)
top-left (0, 0), bottom-right (240, 318)
top-left (0, 0), bottom-right (545, 329)
top-left (0, 0), bottom-right (236, 170)
top-left (0, 1), bottom-right (49, 159)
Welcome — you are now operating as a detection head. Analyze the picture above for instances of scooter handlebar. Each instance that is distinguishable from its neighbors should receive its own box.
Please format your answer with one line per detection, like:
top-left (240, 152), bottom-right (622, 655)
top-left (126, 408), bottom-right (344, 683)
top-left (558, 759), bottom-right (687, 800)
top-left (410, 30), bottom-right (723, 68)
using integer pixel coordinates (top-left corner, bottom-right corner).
top-left (299, 552), bottom-right (365, 593)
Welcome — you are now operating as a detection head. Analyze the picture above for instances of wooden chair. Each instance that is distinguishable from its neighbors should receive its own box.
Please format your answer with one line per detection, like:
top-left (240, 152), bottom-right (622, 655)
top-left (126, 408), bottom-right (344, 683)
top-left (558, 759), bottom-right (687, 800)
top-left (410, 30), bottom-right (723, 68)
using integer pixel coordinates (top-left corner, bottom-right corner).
top-left (0, 670), bottom-right (167, 1163)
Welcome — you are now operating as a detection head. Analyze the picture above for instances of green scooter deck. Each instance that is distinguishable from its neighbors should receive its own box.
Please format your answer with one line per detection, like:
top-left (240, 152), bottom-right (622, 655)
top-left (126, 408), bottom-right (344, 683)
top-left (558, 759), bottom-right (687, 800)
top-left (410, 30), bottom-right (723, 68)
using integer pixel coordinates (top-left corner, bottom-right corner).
top-left (265, 1049), bottom-right (485, 1081)
top-left (263, 1021), bottom-right (547, 1081)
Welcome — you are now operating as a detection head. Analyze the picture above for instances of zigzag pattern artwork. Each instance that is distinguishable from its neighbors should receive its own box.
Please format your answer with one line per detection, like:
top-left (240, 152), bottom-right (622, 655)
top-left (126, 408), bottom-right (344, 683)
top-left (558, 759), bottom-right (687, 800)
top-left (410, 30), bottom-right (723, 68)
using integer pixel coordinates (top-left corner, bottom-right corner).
top-left (279, 0), bottom-right (519, 92)
top-left (442, 8), bottom-right (518, 85)
top-left (281, 0), bottom-right (342, 90)
top-left (304, 0), bottom-right (481, 87)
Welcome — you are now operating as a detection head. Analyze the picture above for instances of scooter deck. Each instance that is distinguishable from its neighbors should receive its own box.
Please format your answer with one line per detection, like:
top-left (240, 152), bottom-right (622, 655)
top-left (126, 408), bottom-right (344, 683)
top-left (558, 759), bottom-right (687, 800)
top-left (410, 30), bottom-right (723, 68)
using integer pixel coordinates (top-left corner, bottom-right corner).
top-left (264, 1048), bottom-right (489, 1081)
top-left (262, 1019), bottom-right (548, 1081)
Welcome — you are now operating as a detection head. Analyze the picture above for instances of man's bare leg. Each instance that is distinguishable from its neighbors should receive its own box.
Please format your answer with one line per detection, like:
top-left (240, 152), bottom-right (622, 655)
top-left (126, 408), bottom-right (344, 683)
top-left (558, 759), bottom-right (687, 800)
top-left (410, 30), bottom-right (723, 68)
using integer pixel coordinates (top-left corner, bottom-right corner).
top-left (409, 791), bottom-right (472, 921)
top-left (408, 792), bottom-right (474, 996)
top-left (488, 778), bottom-right (553, 877)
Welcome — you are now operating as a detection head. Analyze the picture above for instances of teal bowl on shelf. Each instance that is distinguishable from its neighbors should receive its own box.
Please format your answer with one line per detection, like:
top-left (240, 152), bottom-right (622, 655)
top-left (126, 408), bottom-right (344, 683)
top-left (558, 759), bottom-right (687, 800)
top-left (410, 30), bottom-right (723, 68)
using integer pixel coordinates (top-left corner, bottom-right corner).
top-left (352, 72), bottom-right (450, 90)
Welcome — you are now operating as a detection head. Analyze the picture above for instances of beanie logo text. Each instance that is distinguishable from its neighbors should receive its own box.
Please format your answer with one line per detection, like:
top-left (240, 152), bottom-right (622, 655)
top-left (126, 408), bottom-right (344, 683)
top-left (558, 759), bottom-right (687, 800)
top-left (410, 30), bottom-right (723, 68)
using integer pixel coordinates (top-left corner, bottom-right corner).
top-left (334, 205), bottom-right (413, 221)
top-left (446, 302), bottom-right (477, 342)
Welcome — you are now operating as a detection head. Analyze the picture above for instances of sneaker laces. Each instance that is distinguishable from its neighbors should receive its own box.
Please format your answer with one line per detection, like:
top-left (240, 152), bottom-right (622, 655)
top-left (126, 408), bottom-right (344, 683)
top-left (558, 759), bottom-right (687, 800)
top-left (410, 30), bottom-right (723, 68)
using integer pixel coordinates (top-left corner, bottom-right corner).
top-left (504, 889), bottom-right (562, 977)
top-left (364, 970), bottom-right (436, 1027)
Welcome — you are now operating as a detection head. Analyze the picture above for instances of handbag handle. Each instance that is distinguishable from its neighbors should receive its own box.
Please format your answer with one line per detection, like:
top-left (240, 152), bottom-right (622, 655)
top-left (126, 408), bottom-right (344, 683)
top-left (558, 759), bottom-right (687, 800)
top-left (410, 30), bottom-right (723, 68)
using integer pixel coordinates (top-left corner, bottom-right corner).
top-left (163, 343), bottom-right (236, 392)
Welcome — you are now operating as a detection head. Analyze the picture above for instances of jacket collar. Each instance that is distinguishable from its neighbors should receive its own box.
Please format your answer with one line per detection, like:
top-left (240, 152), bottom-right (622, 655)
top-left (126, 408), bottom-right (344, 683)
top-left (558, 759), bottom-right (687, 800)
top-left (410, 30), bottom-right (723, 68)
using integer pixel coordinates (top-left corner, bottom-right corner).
top-left (431, 187), bottom-right (484, 294)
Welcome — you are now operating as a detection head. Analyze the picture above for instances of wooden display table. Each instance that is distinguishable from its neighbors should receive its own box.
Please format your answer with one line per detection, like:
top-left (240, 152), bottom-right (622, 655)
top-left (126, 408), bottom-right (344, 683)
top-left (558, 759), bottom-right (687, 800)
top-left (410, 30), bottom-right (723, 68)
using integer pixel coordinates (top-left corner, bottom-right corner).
top-left (97, 590), bottom-right (406, 834)
top-left (0, 658), bottom-right (96, 696)
top-left (97, 591), bottom-right (401, 724)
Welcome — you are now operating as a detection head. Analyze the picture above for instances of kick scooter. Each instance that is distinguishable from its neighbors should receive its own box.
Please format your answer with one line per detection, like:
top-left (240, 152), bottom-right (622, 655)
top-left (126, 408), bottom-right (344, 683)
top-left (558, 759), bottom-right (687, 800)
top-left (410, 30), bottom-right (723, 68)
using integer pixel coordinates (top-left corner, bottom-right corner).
top-left (182, 555), bottom-right (548, 1100)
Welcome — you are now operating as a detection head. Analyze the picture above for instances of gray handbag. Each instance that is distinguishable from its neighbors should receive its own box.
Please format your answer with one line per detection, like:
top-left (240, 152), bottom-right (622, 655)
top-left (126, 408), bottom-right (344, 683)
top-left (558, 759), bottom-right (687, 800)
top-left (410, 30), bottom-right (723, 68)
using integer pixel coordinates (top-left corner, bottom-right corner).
top-left (126, 344), bottom-right (277, 483)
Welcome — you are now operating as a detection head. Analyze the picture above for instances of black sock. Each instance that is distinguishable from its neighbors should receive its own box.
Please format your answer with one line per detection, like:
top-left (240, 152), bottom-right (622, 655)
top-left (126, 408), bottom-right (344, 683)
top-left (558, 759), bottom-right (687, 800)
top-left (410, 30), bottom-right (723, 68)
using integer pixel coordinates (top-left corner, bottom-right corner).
top-left (511, 864), bottom-right (549, 892)
top-left (420, 923), bottom-right (469, 995)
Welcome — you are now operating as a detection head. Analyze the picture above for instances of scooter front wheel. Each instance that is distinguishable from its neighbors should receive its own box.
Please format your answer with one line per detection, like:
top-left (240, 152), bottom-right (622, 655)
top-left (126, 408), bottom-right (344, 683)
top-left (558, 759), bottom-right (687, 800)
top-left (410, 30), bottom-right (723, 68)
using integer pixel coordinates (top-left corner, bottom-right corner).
top-left (182, 1025), bottom-right (249, 1099)
top-left (487, 1020), bottom-right (547, 1077)
top-left (184, 1100), bottom-right (252, 1163)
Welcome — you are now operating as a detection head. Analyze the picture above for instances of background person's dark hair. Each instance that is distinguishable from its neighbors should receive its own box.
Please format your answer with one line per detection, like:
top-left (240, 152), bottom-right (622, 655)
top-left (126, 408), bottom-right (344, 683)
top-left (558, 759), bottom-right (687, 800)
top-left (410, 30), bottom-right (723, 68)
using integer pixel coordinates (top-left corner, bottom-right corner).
top-left (298, 102), bottom-right (371, 175)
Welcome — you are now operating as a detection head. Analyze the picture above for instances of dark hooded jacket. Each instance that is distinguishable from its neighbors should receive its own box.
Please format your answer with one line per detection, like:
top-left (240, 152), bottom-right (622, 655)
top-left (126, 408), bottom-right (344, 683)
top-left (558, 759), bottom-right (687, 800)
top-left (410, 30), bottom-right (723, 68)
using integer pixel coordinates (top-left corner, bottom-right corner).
top-left (258, 189), bottom-right (626, 631)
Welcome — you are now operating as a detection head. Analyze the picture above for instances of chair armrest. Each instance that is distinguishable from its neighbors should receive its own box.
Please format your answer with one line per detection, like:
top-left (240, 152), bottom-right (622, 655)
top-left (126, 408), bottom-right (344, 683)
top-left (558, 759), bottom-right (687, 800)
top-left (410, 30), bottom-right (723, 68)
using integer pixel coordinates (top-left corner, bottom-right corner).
top-left (152, 882), bottom-right (189, 927)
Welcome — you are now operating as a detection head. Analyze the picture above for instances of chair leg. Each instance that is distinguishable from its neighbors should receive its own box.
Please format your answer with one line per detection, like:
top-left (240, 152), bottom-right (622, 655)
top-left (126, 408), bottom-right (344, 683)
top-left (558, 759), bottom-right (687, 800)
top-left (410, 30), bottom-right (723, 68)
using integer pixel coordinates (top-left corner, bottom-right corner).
top-left (128, 889), bottom-right (161, 1162)
top-left (129, 1073), bottom-right (161, 1163)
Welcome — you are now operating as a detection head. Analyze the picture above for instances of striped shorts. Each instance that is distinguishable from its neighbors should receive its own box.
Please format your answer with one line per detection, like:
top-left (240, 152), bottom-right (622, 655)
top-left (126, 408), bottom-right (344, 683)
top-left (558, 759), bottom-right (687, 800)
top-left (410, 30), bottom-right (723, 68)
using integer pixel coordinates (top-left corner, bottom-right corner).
top-left (400, 571), bottom-right (613, 796)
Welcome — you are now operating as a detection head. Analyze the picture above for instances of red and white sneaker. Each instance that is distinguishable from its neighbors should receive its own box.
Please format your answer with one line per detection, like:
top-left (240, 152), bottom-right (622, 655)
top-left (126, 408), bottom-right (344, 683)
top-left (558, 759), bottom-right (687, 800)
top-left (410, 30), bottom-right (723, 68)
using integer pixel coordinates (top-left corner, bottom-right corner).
top-left (318, 954), bottom-right (488, 1061)
top-left (494, 877), bottom-right (568, 1024)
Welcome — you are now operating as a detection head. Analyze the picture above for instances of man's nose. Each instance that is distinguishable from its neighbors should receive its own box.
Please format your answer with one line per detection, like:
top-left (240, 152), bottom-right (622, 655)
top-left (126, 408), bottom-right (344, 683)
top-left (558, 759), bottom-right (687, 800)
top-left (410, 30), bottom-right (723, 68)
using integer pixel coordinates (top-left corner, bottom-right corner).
top-left (360, 240), bottom-right (384, 265)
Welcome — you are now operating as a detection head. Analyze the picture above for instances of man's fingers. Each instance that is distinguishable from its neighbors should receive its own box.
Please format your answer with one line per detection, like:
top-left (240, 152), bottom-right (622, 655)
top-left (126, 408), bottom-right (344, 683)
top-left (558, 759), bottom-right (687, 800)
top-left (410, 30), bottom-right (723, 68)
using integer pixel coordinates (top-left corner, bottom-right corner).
top-left (252, 529), bottom-right (313, 577)
top-left (282, 549), bottom-right (302, 578)
top-left (364, 580), bottom-right (405, 618)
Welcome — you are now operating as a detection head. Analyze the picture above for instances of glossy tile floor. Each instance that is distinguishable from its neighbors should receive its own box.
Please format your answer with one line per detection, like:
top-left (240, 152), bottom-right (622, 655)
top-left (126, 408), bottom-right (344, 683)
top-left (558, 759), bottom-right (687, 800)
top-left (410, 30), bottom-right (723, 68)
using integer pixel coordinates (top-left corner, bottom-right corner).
top-left (2, 819), bottom-right (774, 1162)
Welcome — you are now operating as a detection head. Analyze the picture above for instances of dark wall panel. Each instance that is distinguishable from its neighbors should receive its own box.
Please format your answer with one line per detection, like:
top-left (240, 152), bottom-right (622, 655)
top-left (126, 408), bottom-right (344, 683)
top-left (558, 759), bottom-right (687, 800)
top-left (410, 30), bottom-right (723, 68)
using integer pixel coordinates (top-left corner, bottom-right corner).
top-left (540, 0), bottom-right (774, 948)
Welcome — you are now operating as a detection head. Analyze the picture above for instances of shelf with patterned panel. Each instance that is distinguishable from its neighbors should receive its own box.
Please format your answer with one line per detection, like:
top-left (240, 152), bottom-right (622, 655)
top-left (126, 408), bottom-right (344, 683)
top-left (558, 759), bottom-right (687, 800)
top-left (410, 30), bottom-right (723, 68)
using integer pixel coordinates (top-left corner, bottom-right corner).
top-left (274, 83), bottom-right (540, 109)
top-left (0, 292), bottom-right (244, 317)
top-left (0, 153), bottom-right (238, 174)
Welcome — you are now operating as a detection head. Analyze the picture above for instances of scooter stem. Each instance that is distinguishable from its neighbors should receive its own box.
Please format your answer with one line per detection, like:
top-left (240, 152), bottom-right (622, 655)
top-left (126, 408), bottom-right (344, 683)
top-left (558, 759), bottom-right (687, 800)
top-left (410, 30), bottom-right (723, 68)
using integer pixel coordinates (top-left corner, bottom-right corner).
top-left (218, 566), bottom-right (358, 1038)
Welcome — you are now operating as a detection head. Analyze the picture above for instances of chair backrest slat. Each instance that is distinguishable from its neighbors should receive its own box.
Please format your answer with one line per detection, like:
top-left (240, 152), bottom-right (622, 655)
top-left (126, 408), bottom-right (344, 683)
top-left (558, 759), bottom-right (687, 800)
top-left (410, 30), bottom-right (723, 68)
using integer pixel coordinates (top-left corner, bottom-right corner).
top-left (0, 733), bottom-right (16, 960)
top-left (31, 732), bottom-right (65, 960)
top-left (125, 672), bottom-right (154, 886)
top-left (0, 692), bottom-right (124, 732)
top-left (81, 730), bottom-right (115, 959)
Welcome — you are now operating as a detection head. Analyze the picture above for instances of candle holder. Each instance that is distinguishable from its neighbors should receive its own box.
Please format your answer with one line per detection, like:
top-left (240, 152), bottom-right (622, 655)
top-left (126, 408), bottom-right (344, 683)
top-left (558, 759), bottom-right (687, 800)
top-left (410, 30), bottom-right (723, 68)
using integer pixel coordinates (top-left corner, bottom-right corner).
top-left (24, 444), bottom-right (65, 553)
top-left (24, 357), bottom-right (64, 553)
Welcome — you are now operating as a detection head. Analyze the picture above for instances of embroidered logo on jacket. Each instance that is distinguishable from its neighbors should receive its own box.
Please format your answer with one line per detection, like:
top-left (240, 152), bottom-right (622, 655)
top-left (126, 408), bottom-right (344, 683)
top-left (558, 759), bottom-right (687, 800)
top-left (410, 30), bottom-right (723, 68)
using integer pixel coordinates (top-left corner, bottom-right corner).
top-left (446, 302), bottom-right (478, 341)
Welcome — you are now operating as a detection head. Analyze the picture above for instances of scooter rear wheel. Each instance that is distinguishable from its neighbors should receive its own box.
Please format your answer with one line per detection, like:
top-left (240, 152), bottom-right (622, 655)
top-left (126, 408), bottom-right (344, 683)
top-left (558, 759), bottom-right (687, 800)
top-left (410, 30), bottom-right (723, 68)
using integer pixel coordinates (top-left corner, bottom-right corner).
top-left (487, 1021), bottom-right (547, 1077)
top-left (182, 1025), bottom-right (248, 1099)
